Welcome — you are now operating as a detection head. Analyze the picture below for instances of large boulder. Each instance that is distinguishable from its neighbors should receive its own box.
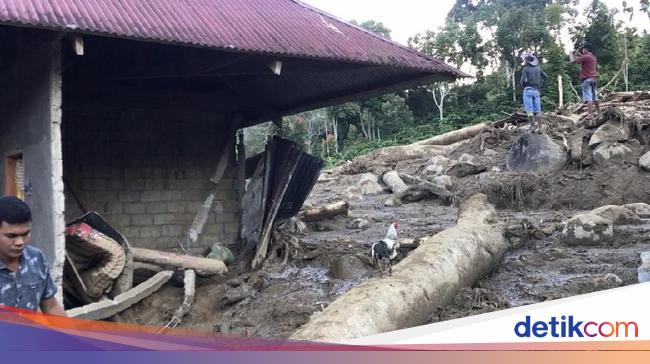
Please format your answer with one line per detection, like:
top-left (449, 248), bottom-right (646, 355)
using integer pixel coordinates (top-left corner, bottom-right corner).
top-left (588, 120), bottom-right (631, 147)
top-left (561, 213), bottom-right (613, 246)
top-left (344, 173), bottom-right (384, 200)
top-left (623, 203), bottom-right (650, 218)
top-left (639, 151), bottom-right (650, 171)
top-left (593, 142), bottom-right (633, 165)
top-left (591, 205), bottom-right (643, 225)
top-left (506, 133), bottom-right (567, 174)
top-left (424, 156), bottom-right (451, 177)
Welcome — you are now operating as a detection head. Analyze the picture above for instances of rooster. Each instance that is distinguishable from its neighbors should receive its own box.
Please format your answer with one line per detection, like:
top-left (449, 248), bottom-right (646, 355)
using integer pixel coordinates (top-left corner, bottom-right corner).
top-left (370, 222), bottom-right (400, 276)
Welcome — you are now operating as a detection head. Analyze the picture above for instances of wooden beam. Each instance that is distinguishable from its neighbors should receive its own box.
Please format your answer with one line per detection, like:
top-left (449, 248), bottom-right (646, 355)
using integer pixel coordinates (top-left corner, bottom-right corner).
top-left (132, 248), bottom-right (227, 276)
top-left (66, 271), bottom-right (173, 320)
top-left (159, 270), bottom-right (196, 332)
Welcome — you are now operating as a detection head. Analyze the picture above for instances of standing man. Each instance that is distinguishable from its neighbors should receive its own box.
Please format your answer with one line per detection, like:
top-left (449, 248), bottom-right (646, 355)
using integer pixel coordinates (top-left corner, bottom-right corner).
top-left (0, 196), bottom-right (66, 316)
top-left (521, 53), bottom-right (549, 133)
top-left (570, 43), bottom-right (600, 118)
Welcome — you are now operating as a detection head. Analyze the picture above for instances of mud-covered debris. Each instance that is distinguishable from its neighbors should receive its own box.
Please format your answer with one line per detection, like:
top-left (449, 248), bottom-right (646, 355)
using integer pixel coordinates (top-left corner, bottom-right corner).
top-left (347, 218), bottom-right (370, 230)
top-left (639, 151), bottom-right (650, 171)
top-left (429, 288), bottom-right (509, 323)
top-left (329, 255), bottom-right (369, 280)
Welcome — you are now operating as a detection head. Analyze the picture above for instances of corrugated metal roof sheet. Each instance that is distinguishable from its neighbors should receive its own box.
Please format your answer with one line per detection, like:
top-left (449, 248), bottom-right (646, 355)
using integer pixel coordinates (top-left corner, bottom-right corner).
top-left (0, 0), bottom-right (465, 76)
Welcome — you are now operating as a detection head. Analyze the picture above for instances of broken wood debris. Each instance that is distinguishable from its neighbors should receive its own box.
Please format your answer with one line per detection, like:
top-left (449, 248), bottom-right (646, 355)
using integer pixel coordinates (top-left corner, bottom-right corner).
top-left (132, 247), bottom-right (227, 276)
top-left (299, 200), bottom-right (349, 222)
top-left (66, 270), bottom-right (173, 321)
top-left (159, 270), bottom-right (196, 333)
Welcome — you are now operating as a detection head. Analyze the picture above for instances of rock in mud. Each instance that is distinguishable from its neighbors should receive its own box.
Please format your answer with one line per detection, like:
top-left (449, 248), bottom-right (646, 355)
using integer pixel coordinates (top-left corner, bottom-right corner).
top-left (639, 252), bottom-right (650, 283)
top-left (561, 213), bottom-right (613, 246)
top-left (424, 156), bottom-right (451, 177)
top-left (344, 173), bottom-right (384, 200)
top-left (639, 152), bottom-right (650, 171)
top-left (433, 175), bottom-right (453, 189)
top-left (483, 148), bottom-right (498, 157)
top-left (446, 162), bottom-right (487, 178)
top-left (459, 153), bottom-right (476, 164)
top-left (384, 195), bottom-right (402, 207)
top-left (623, 203), bottom-right (650, 218)
top-left (329, 255), bottom-right (369, 280)
top-left (593, 142), bottom-right (633, 165)
top-left (347, 218), bottom-right (370, 230)
top-left (591, 205), bottom-right (642, 225)
top-left (506, 132), bottom-right (567, 174)
top-left (588, 120), bottom-right (631, 147)
top-left (579, 273), bottom-right (623, 294)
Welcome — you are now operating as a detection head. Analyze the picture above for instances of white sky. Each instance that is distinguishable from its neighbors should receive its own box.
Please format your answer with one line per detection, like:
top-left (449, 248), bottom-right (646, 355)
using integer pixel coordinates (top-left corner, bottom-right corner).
top-left (302, 0), bottom-right (650, 46)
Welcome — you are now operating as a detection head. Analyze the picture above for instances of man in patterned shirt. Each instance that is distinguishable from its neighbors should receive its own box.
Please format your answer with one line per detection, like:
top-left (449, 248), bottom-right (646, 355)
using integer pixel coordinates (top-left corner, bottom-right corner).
top-left (0, 196), bottom-right (66, 315)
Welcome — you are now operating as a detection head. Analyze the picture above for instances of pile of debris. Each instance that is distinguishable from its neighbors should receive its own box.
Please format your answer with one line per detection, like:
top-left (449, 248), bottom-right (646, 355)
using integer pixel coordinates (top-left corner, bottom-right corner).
top-left (63, 212), bottom-right (227, 330)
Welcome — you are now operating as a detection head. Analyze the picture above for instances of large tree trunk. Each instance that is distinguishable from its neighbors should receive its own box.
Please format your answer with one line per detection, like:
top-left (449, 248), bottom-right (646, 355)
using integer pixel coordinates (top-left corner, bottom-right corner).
top-left (413, 123), bottom-right (488, 146)
top-left (290, 194), bottom-right (507, 342)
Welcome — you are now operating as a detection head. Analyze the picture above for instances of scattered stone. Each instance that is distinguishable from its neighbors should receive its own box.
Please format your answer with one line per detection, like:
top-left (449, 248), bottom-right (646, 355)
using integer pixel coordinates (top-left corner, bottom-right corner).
top-left (593, 142), bottom-right (633, 165)
top-left (329, 255), bottom-right (369, 280)
top-left (224, 283), bottom-right (254, 306)
top-left (483, 148), bottom-right (498, 157)
top-left (424, 156), bottom-right (451, 177)
top-left (561, 213), bottom-right (613, 246)
top-left (579, 273), bottom-right (624, 294)
top-left (540, 224), bottom-right (556, 236)
top-left (459, 153), bottom-right (476, 164)
top-left (591, 205), bottom-right (642, 225)
top-left (623, 203), bottom-right (650, 218)
top-left (542, 247), bottom-right (568, 260)
top-left (639, 152), bottom-right (650, 171)
top-left (384, 195), bottom-right (402, 207)
top-left (346, 218), bottom-right (370, 230)
top-left (433, 175), bottom-right (453, 189)
top-left (588, 120), bottom-right (631, 147)
top-left (506, 133), bottom-right (567, 174)
top-left (344, 173), bottom-right (384, 200)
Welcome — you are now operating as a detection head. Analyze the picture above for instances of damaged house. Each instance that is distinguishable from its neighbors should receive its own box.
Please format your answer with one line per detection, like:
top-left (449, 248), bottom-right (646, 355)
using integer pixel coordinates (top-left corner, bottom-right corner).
top-left (0, 0), bottom-right (464, 312)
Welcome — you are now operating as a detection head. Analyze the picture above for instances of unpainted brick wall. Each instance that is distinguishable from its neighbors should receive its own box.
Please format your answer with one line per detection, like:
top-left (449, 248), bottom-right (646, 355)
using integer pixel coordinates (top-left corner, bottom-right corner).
top-left (62, 96), bottom-right (242, 251)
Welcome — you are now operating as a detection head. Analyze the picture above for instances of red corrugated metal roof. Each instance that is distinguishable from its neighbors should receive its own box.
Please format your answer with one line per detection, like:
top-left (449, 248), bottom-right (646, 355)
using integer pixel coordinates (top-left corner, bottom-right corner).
top-left (0, 0), bottom-right (465, 77)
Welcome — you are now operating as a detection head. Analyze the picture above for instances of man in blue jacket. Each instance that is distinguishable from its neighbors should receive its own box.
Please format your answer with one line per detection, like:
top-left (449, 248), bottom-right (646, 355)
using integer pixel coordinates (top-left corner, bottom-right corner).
top-left (521, 54), bottom-right (549, 133)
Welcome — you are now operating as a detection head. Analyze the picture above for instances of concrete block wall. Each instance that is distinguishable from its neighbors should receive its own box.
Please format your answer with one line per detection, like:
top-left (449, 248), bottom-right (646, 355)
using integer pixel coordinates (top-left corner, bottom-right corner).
top-left (62, 88), bottom-right (242, 251)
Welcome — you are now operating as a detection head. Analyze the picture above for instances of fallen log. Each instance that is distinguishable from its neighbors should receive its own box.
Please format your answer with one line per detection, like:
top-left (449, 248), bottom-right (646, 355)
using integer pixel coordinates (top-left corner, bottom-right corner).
top-left (397, 181), bottom-right (454, 203)
top-left (290, 194), bottom-right (507, 342)
top-left (132, 247), bottom-right (227, 276)
top-left (299, 201), bottom-right (349, 222)
top-left (413, 123), bottom-right (488, 146)
top-left (66, 270), bottom-right (173, 320)
top-left (159, 270), bottom-right (196, 332)
top-left (382, 170), bottom-right (408, 195)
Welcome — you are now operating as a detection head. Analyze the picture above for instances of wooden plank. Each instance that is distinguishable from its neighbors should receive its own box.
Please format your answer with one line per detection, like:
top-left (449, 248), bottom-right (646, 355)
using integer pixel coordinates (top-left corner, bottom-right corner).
top-left (252, 144), bottom-right (301, 270)
top-left (66, 271), bottom-right (173, 320)
top-left (132, 247), bottom-right (227, 276)
top-left (159, 270), bottom-right (196, 332)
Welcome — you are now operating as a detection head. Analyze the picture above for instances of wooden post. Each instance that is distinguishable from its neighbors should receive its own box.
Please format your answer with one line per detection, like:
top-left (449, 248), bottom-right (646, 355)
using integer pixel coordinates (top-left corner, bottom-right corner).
top-left (558, 75), bottom-right (564, 108)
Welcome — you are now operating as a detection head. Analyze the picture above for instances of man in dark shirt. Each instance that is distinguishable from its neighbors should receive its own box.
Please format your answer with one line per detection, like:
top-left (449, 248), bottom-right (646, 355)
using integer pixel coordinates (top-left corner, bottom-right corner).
top-left (570, 43), bottom-right (600, 118)
top-left (521, 54), bottom-right (549, 133)
top-left (0, 196), bottom-right (66, 315)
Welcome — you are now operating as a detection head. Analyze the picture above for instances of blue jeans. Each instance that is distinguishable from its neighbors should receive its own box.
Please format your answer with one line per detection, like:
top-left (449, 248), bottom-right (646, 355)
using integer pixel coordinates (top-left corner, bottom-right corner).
top-left (582, 78), bottom-right (598, 102)
top-left (523, 87), bottom-right (541, 113)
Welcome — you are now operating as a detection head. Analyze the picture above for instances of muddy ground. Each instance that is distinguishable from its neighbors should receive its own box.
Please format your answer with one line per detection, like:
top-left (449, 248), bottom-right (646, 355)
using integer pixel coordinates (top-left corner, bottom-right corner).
top-left (121, 106), bottom-right (650, 339)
